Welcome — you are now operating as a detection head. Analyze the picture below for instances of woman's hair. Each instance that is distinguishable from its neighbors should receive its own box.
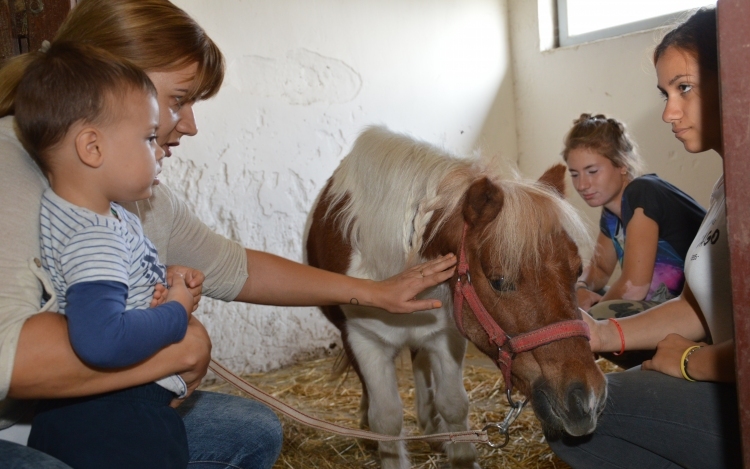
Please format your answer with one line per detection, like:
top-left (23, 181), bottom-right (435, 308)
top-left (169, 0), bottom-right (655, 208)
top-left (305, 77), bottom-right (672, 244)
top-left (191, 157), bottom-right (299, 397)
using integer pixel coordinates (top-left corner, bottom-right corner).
top-left (562, 113), bottom-right (644, 180)
top-left (0, 0), bottom-right (224, 117)
top-left (653, 7), bottom-right (717, 73)
top-left (15, 41), bottom-right (156, 175)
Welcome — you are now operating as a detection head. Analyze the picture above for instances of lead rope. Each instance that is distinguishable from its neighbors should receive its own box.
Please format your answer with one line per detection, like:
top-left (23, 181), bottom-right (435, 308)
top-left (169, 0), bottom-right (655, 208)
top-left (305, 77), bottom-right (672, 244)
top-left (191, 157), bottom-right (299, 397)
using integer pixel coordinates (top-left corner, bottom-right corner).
top-left (209, 358), bottom-right (520, 448)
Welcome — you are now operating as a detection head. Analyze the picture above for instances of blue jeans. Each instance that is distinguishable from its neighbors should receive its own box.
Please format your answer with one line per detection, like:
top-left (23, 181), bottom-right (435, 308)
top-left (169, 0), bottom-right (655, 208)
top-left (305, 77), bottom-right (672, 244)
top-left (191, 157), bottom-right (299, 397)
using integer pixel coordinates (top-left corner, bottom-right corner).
top-left (0, 439), bottom-right (73, 468)
top-left (178, 390), bottom-right (283, 469)
top-left (2, 391), bottom-right (282, 469)
top-left (547, 368), bottom-right (741, 469)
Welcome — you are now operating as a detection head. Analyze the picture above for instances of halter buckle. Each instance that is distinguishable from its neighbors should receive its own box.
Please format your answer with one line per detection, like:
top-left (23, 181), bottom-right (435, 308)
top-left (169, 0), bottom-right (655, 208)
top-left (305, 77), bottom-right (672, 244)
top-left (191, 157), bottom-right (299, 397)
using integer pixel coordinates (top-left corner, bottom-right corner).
top-left (457, 271), bottom-right (471, 284)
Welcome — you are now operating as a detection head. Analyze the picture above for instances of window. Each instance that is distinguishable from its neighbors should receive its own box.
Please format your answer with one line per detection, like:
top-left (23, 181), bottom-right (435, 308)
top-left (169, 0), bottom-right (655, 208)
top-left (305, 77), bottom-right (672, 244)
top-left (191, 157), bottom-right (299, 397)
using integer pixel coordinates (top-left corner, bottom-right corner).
top-left (557, 0), bottom-right (716, 47)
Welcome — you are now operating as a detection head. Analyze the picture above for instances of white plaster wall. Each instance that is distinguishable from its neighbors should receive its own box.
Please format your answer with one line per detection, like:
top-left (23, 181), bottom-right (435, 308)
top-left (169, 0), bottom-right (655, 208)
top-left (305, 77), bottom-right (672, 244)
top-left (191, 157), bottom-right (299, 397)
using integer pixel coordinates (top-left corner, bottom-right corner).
top-left (508, 0), bottom-right (723, 258)
top-left (167, 0), bottom-right (516, 374)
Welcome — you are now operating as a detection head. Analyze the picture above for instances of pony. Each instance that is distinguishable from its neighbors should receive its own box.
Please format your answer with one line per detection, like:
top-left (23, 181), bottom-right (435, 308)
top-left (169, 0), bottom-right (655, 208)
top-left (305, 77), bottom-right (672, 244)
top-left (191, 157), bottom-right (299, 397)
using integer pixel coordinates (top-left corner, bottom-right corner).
top-left (306, 127), bottom-right (607, 469)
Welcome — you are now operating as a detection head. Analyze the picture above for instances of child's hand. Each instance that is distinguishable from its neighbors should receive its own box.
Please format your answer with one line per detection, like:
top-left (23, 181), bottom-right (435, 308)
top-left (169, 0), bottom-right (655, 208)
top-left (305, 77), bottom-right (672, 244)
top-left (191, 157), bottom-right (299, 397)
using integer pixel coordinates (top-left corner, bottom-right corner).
top-left (166, 272), bottom-right (195, 315)
top-left (150, 283), bottom-right (168, 307)
top-left (166, 265), bottom-right (205, 312)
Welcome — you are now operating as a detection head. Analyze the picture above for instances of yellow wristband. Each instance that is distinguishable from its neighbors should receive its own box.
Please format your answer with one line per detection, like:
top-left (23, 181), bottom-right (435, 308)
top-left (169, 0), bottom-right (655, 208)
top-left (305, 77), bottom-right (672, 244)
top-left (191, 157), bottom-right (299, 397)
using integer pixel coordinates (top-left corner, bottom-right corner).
top-left (680, 345), bottom-right (702, 382)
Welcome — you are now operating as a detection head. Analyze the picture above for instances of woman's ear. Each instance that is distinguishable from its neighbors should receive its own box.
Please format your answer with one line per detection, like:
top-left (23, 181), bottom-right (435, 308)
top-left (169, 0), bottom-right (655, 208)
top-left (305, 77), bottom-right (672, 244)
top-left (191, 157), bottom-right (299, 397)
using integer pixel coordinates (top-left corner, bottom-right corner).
top-left (75, 127), bottom-right (105, 168)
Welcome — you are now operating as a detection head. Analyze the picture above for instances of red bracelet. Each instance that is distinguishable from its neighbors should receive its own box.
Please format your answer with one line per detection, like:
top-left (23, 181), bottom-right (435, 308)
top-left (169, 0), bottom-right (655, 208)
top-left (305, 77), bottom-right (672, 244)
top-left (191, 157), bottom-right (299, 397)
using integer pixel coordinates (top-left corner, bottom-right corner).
top-left (608, 318), bottom-right (625, 356)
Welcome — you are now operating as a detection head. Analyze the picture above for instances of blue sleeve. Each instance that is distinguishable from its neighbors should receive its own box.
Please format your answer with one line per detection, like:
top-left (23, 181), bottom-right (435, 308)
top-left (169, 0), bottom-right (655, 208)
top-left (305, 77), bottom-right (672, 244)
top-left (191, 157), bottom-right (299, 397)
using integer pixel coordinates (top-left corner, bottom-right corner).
top-left (599, 209), bottom-right (616, 237)
top-left (599, 211), bottom-right (608, 236)
top-left (65, 280), bottom-right (188, 368)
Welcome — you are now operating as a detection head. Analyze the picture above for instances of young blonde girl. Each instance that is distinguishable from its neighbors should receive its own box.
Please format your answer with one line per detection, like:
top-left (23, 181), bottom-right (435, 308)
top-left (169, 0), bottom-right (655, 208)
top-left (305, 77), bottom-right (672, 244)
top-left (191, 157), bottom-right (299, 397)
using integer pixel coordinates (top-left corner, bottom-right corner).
top-left (563, 113), bottom-right (705, 368)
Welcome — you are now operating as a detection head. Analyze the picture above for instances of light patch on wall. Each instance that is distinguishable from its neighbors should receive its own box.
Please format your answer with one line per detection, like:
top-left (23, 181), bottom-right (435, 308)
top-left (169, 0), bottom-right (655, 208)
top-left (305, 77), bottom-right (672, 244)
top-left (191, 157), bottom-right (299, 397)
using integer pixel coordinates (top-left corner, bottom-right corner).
top-left (227, 49), bottom-right (363, 105)
top-left (258, 170), bottom-right (313, 216)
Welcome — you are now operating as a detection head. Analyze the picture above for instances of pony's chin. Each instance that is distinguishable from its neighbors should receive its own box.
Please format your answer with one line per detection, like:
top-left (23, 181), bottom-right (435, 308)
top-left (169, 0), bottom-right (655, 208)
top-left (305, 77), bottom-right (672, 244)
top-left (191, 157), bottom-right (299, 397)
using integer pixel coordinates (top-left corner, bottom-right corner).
top-left (530, 383), bottom-right (602, 438)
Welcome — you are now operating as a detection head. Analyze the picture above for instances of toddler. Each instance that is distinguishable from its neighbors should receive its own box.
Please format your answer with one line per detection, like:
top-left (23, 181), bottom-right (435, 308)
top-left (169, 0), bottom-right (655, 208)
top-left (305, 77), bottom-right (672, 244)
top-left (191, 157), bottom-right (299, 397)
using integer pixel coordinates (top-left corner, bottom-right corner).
top-left (14, 41), bottom-right (200, 469)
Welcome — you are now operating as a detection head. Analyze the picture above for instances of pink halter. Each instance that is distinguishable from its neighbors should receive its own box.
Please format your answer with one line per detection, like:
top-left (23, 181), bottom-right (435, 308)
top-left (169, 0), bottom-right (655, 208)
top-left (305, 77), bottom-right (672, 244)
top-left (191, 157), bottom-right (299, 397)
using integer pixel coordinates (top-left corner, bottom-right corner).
top-left (452, 223), bottom-right (590, 392)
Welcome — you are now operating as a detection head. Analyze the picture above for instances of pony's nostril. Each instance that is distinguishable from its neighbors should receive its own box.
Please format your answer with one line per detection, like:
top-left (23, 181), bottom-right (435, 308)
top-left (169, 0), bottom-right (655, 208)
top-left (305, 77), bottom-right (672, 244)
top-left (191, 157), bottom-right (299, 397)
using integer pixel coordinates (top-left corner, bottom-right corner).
top-left (566, 384), bottom-right (588, 418)
top-left (559, 383), bottom-right (599, 437)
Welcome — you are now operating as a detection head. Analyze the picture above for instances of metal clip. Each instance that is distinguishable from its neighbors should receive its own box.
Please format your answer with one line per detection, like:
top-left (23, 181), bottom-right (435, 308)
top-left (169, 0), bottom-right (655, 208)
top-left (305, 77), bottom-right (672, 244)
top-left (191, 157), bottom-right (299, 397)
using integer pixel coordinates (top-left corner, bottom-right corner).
top-left (482, 390), bottom-right (528, 448)
top-left (506, 388), bottom-right (528, 411)
top-left (482, 422), bottom-right (510, 448)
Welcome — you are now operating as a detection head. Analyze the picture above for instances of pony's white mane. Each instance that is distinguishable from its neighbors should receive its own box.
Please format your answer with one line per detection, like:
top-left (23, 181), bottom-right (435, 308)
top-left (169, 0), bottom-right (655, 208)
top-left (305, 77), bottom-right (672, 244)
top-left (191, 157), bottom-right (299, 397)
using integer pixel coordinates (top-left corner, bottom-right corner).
top-left (325, 126), bottom-right (591, 280)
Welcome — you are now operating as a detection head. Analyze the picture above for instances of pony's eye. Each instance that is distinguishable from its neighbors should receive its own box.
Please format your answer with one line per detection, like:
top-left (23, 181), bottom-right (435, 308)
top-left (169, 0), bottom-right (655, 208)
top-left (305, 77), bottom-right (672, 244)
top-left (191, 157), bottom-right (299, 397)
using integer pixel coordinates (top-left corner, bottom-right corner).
top-left (489, 276), bottom-right (515, 293)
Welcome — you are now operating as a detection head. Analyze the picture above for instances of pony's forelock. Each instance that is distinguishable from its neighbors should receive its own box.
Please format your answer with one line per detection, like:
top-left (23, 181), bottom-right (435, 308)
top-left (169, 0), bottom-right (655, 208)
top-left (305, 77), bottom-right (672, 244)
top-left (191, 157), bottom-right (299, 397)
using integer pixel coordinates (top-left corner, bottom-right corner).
top-left (479, 179), bottom-right (592, 282)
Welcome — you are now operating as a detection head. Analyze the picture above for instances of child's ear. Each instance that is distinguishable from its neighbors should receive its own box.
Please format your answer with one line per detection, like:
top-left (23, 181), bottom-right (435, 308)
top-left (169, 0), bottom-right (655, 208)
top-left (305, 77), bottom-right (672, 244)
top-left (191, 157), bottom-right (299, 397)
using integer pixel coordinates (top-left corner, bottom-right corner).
top-left (74, 127), bottom-right (105, 168)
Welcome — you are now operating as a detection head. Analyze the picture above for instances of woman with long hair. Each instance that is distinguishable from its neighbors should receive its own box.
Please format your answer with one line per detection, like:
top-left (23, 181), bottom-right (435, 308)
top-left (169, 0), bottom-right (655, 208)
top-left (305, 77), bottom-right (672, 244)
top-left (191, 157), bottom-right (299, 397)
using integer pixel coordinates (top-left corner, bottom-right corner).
top-left (548, 8), bottom-right (740, 468)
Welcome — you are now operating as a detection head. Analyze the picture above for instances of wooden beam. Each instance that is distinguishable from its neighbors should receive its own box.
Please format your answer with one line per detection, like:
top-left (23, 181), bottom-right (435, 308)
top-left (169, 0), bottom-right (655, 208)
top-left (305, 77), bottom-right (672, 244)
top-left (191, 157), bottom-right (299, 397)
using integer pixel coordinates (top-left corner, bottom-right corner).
top-left (25, 0), bottom-right (70, 51)
top-left (717, 0), bottom-right (750, 466)
top-left (0, 0), bottom-right (14, 63)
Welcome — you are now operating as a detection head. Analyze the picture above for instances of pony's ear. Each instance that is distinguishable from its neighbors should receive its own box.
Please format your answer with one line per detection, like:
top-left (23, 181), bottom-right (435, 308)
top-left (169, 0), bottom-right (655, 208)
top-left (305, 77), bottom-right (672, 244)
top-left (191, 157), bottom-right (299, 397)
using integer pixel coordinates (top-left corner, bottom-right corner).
top-left (462, 177), bottom-right (504, 229)
top-left (538, 164), bottom-right (567, 198)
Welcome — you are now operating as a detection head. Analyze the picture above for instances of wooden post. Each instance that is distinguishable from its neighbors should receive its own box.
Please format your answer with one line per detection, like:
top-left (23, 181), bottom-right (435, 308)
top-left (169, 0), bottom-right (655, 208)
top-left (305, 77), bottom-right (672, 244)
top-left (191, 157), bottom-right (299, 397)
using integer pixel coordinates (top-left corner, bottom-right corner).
top-left (0, 0), bottom-right (71, 63)
top-left (25, 0), bottom-right (70, 51)
top-left (0, 0), bottom-right (14, 62)
top-left (717, 0), bottom-right (750, 466)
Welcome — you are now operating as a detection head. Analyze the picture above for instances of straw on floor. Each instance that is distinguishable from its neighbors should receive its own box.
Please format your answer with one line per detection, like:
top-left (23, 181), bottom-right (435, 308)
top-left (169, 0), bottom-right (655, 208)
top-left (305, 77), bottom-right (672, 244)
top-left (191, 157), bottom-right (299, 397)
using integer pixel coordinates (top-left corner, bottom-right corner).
top-left (200, 346), bottom-right (620, 469)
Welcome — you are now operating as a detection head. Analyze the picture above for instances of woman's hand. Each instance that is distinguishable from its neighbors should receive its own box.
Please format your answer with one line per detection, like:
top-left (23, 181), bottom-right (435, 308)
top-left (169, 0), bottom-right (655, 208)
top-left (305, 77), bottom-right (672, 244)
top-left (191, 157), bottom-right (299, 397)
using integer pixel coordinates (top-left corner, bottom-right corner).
top-left (576, 288), bottom-right (602, 311)
top-left (371, 254), bottom-right (457, 313)
top-left (642, 333), bottom-right (706, 378)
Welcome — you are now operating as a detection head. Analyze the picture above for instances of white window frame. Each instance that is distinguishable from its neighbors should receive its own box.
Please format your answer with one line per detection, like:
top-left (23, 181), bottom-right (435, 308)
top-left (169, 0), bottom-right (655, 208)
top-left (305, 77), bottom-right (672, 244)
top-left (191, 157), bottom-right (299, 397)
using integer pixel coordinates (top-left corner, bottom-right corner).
top-left (556, 0), bottom-right (705, 47)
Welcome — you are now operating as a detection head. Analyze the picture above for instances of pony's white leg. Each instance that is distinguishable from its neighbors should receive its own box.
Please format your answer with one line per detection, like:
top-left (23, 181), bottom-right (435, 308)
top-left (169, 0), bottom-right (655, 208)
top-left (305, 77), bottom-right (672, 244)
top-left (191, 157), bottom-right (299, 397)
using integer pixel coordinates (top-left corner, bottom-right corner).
top-left (427, 333), bottom-right (481, 469)
top-left (411, 348), bottom-right (446, 452)
top-left (348, 330), bottom-right (409, 469)
top-left (357, 384), bottom-right (379, 452)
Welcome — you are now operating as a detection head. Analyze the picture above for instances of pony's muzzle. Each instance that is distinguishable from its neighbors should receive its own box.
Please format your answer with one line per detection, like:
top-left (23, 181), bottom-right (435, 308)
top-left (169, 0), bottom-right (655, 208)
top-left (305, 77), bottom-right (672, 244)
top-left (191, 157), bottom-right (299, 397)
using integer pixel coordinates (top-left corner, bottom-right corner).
top-left (531, 380), bottom-right (605, 438)
top-left (561, 382), bottom-right (600, 436)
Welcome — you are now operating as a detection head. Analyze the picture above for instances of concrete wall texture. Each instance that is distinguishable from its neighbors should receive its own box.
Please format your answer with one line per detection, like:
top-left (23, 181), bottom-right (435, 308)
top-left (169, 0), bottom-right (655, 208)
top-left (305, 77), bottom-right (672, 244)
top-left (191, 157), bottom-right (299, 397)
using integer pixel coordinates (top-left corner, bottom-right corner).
top-left (169, 0), bottom-right (722, 374)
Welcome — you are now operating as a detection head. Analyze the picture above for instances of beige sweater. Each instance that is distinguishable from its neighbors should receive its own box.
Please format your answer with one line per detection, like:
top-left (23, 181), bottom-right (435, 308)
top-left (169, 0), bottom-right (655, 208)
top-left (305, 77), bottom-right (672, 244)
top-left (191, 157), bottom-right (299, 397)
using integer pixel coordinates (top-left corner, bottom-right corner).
top-left (0, 115), bottom-right (248, 414)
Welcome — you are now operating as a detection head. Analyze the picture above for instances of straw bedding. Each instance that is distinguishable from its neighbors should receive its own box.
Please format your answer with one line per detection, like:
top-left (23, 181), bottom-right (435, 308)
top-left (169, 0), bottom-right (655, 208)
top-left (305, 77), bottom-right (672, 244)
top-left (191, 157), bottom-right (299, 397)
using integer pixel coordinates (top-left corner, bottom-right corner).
top-left (200, 346), bottom-right (621, 468)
